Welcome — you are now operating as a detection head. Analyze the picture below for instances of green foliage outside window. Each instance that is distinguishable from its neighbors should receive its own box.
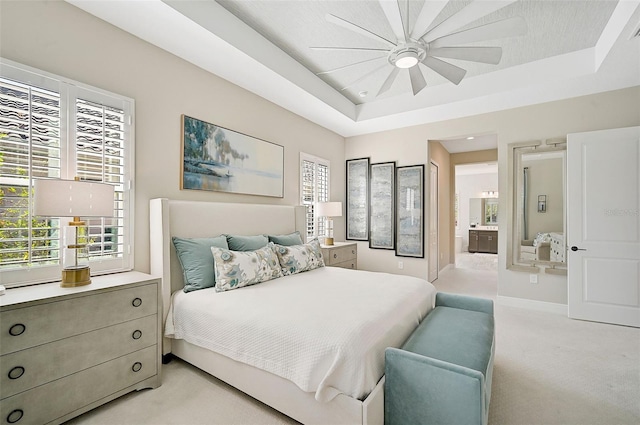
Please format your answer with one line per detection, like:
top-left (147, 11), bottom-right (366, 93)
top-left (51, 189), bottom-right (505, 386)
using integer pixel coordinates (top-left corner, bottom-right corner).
top-left (0, 134), bottom-right (57, 267)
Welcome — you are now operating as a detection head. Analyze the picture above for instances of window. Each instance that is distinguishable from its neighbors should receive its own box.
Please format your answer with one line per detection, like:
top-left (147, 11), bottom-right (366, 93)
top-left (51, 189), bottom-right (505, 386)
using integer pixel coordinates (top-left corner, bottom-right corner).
top-left (300, 152), bottom-right (330, 241)
top-left (0, 59), bottom-right (134, 287)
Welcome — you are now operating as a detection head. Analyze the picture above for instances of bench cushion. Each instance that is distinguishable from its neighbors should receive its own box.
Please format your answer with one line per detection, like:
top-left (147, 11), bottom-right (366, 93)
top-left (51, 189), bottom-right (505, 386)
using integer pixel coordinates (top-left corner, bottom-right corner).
top-left (401, 306), bottom-right (494, 376)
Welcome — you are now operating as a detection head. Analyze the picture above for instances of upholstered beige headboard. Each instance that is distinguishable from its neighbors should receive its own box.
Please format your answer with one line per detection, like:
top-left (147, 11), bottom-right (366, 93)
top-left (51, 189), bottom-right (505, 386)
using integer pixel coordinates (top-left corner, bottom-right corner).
top-left (149, 198), bottom-right (306, 354)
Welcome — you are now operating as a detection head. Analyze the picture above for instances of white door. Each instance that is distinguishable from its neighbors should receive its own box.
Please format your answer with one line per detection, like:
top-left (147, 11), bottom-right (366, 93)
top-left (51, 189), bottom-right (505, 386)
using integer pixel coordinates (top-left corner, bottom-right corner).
top-left (567, 126), bottom-right (640, 327)
top-left (428, 162), bottom-right (439, 282)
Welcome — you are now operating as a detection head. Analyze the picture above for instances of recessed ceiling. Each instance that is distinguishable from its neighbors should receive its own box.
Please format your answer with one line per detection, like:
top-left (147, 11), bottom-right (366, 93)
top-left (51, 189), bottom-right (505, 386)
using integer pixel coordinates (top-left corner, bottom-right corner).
top-left (67, 0), bottom-right (640, 137)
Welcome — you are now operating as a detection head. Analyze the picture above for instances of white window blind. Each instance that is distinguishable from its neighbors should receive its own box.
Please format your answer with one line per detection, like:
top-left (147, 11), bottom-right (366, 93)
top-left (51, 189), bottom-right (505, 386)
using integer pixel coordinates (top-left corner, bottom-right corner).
top-left (300, 153), bottom-right (330, 240)
top-left (0, 59), bottom-right (134, 287)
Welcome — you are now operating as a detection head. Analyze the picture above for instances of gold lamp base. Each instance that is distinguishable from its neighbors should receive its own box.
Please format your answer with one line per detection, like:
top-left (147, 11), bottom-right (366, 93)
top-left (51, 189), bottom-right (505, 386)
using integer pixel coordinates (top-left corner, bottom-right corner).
top-left (324, 237), bottom-right (335, 246)
top-left (61, 267), bottom-right (91, 287)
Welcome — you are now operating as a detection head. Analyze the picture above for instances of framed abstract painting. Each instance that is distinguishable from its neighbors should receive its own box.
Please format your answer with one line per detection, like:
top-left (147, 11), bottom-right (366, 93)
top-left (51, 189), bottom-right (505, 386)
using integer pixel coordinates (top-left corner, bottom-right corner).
top-left (395, 164), bottom-right (424, 258)
top-left (369, 161), bottom-right (395, 250)
top-left (346, 157), bottom-right (369, 241)
top-left (181, 115), bottom-right (284, 197)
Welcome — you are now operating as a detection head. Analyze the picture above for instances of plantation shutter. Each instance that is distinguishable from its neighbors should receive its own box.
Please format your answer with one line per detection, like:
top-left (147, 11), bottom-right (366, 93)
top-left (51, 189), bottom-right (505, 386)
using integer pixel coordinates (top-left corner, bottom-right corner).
top-left (0, 78), bottom-right (62, 270)
top-left (75, 98), bottom-right (126, 260)
top-left (0, 59), bottom-right (134, 287)
top-left (300, 153), bottom-right (330, 240)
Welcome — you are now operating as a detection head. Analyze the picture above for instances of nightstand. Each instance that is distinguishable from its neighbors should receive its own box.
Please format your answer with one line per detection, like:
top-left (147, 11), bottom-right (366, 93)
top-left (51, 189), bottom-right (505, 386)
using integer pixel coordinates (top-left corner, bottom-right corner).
top-left (321, 242), bottom-right (357, 269)
top-left (0, 271), bottom-right (161, 425)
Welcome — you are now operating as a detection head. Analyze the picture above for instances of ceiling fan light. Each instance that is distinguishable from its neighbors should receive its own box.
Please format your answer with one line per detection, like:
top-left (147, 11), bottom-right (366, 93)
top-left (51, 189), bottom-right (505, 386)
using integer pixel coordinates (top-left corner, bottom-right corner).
top-left (395, 52), bottom-right (419, 69)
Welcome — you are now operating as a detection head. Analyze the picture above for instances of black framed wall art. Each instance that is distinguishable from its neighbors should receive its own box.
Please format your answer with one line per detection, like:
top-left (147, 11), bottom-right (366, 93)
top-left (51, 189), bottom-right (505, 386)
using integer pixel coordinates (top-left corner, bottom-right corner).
top-left (346, 157), bottom-right (370, 241)
top-left (395, 164), bottom-right (424, 258)
top-left (369, 161), bottom-right (395, 250)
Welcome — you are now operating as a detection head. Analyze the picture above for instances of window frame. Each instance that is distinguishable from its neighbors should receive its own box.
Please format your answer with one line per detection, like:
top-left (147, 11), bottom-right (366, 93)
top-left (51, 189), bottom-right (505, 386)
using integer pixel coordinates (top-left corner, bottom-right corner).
top-left (0, 58), bottom-right (135, 287)
top-left (300, 152), bottom-right (330, 242)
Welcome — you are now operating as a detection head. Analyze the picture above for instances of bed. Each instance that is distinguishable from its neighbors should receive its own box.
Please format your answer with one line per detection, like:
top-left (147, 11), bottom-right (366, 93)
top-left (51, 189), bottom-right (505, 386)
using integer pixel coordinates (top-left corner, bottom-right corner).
top-left (150, 198), bottom-right (436, 425)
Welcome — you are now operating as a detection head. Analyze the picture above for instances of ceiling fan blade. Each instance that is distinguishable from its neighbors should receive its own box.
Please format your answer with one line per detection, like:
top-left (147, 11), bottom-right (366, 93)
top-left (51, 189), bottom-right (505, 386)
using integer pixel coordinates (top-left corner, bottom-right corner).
top-left (410, 0), bottom-right (448, 40)
top-left (341, 63), bottom-right (390, 91)
top-left (409, 66), bottom-right (427, 95)
top-left (326, 14), bottom-right (396, 48)
top-left (422, 57), bottom-right (466, 85)
top-left (310, 46), bottom-right (389, 52)
top-left (317, 56), bottom-right (387, 75)
top-left (377, 67), bottom-right (400, 96)
top-left (430, 16), bottom-right (527, 49)
top-left (428, 46), bottom-right (502, 64)
top-left (378, 0), bottom-right (406, 43)
top-left (423, 0), bottom-right (518, 43)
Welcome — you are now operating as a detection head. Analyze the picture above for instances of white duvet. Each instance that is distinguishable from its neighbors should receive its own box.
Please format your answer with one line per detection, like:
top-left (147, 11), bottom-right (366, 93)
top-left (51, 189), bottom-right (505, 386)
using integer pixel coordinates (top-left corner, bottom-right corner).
top-left (165, 266), bottom-right (436, 402)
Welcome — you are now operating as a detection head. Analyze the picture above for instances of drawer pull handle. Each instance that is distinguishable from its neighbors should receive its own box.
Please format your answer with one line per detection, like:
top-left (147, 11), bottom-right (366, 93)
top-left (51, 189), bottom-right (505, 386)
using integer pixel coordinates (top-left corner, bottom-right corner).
top-left (132, 330), bottom-right (143, 340)
top-left (333, 253), bottom-right (337, 259)
top-left (132, 362), bottom-right (143, 373)
top-left (9, 324), bottom-right (26, 336)
top-left (352, 250), bottom-right (355, 254)
top-left (8, 366), bottom-right (25, 380)
top-left (7, 409), bottom-right (23, 424)
top-left (132, 298), bottom-right (142, 307)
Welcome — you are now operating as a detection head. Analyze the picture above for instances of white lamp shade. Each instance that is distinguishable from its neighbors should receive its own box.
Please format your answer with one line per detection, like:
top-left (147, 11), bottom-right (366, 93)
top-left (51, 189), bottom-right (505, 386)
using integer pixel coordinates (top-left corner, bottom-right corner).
top-left (316, 201), bottom-right (342, 217)
top-left (34, 179), bottom-right (115, 217)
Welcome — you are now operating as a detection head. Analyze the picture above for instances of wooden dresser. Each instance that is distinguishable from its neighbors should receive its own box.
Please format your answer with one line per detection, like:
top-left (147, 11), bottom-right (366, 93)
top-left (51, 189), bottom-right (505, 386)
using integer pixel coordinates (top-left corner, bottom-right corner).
top-left (0, 271), bottom-right (161, 425)
top-left (321, 242), bottom-right (357, 269)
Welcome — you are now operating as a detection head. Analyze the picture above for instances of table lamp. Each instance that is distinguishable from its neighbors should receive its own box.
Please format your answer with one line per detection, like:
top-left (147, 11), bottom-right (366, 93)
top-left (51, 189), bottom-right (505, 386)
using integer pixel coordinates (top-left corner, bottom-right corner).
top-left (316, 201), bottom-right (342, 246)
top-left (34, 178), bottom-right (114, 287)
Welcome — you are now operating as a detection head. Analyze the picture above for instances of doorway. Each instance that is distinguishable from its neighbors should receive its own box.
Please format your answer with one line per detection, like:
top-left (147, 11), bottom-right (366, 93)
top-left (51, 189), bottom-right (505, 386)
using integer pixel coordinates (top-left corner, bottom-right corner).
top-left (454, 162), bottom-right (498, 271)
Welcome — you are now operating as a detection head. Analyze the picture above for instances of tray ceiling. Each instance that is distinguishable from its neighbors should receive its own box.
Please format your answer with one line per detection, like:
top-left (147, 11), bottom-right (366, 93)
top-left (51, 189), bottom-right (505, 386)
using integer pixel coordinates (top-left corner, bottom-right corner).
top-left (67, 0), bottom-right (640, 137)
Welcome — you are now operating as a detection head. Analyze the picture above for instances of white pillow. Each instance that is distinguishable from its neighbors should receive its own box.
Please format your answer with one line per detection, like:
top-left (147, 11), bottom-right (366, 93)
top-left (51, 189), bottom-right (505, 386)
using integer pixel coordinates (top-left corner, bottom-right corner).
top-left (211, 243), bottom-right (282, 292)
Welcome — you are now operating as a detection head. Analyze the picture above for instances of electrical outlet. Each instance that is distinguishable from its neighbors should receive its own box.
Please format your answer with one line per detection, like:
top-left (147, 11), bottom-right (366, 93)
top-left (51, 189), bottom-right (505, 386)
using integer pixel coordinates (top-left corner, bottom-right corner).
top-left (529, 274), bottom-right (538, 284)
top-left (398, 261), bottom-right (404, 270)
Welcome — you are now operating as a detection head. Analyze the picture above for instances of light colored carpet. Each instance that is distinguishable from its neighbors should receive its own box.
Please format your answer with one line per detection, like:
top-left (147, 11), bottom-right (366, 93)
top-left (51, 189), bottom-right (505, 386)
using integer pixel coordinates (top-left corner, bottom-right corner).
top-left (67, 266), bottom-right (640, 425)
top-left (455, 251), bottom-right (499, 271)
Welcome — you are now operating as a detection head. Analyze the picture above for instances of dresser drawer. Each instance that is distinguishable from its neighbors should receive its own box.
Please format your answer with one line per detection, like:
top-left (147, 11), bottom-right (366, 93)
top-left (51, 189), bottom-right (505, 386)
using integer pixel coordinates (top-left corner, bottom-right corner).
top-left (1, 315), bottom-right (157, 399)
top-left (0, 346), bottom-right (156, 425)
top-left (1, 284), bottom-right (157, 355)
top-left (324, 245), bottom-right (357, 266)
top-left (332, 259), bottom-right (357, 269)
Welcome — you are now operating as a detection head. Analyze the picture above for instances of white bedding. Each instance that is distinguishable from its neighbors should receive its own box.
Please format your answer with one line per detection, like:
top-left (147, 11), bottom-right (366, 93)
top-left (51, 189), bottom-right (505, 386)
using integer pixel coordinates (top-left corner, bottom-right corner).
top-left (165, 266), bottom-right (435, 402)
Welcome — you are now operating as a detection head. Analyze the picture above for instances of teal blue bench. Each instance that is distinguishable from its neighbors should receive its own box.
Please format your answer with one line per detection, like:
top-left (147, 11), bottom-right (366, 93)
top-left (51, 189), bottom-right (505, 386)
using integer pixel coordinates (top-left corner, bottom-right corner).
top-left (385, 292), bottom-right (495, 425)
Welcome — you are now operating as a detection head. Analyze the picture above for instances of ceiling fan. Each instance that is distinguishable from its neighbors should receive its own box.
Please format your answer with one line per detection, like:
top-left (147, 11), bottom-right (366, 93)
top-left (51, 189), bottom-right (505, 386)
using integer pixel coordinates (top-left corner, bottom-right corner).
top-left (312, 0), bottom-right (528, 97)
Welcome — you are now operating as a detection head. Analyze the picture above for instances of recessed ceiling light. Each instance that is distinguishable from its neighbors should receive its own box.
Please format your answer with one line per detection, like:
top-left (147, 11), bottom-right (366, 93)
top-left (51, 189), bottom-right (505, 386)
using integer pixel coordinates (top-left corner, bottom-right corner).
top-left (358, 91), bottom-right (368, 98)
top-left (466, 136), bottom-right (475, 140)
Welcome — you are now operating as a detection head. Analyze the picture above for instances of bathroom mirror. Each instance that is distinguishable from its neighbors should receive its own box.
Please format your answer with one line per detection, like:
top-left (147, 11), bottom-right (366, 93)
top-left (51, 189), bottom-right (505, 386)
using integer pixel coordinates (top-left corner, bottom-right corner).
top-left (469, 198), bottom-right (498, 228)
top-left (507, 139), bottom-right (567, 273)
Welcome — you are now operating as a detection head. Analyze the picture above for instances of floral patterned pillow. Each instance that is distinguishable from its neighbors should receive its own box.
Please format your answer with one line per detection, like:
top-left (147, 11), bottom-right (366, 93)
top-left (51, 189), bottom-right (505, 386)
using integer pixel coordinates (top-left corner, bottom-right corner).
top-left (274, 238), bottom-right (325, 276)
top-left (211, 243), bottom-right (282, 292)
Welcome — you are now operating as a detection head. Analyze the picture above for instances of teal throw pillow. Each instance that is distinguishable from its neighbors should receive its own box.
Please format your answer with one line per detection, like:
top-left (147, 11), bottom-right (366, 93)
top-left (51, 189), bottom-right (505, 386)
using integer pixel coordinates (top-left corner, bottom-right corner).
top-left (172, 236), bottom-right (228, 293)
top-left (268, 231), bottom-right (303, 246)
top-left (226, 234), bottom-right (269, 251)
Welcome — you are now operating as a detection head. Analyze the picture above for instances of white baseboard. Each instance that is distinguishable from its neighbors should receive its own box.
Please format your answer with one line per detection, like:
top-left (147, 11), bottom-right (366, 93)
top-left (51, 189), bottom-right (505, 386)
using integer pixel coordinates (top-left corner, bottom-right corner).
top-left (497, 295), bottom-right (568, 315)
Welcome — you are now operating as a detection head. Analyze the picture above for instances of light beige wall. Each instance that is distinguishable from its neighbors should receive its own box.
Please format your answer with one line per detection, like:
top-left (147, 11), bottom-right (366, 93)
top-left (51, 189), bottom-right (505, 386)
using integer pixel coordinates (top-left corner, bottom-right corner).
top-left (0, 1), bottom-right (345, 273)
top-left (347, 87), bottom-right (640, 304)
